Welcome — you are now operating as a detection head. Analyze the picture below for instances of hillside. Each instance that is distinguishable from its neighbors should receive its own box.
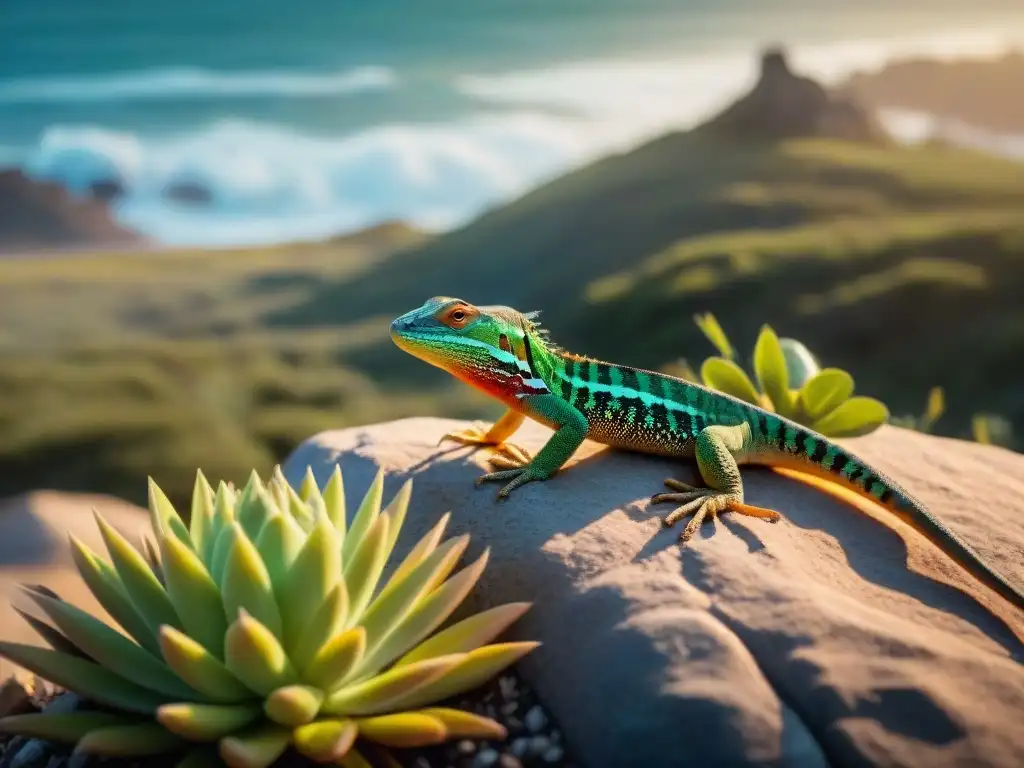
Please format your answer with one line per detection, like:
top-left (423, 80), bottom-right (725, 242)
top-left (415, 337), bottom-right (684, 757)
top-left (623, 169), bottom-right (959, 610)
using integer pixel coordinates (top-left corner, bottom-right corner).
top-left (2, 51), bottom-right (1024, 508)
top-left (840, 50), bottom-right (1024, 134)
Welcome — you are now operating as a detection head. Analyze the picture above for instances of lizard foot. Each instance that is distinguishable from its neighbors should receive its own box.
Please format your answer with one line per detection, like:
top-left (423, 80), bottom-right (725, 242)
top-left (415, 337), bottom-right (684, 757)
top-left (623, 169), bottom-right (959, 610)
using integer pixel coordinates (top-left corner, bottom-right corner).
top-left (651, 479), bottom-right (781, 543)
top-left (475, 464), bottom-right (548, 500)
top-left (438, 422), bottom-right (533, 465)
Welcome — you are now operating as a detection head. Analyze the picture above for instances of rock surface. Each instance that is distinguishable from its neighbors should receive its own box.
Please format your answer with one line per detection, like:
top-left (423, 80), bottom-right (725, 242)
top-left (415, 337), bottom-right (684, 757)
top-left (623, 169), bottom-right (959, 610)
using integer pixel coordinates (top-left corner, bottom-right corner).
top-left (0, 169), bottom-right (145, 252)
top-left (284, 417), bottom-right (1024, 768)
top-left (0, 491), bottom-right (151, 680)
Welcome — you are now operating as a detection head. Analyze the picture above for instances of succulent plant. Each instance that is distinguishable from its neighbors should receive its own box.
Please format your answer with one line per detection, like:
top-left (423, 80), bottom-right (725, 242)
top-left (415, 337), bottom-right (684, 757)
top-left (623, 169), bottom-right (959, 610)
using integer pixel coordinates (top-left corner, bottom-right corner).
top-left (0, 466), bottom-right (537, 768)
top-left (890, 386), bottom-right (945, 434)
top-left (690, 312), bottom-right (889, 438)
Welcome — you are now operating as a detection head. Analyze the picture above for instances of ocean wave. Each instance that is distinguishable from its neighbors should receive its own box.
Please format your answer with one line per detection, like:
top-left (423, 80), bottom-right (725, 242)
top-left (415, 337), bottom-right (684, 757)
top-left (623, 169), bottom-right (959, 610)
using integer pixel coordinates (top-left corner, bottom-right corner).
top-left (20, 114), bottom-right (590, 246)
top-left (0, 66), bottom-right (396, 104)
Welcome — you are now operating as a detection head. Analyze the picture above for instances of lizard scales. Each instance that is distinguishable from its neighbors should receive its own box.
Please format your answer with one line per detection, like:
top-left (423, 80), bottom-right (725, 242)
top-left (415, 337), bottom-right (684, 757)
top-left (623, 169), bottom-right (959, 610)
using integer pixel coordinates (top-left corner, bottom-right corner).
top-left (390, 296), bottom-right (1024, 614)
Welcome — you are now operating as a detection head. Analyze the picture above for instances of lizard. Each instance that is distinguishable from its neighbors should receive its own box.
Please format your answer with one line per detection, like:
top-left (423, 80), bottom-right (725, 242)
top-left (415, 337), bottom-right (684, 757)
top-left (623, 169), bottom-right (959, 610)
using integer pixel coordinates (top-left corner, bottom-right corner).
top-left (389, 296), bottom-right (1024, 613)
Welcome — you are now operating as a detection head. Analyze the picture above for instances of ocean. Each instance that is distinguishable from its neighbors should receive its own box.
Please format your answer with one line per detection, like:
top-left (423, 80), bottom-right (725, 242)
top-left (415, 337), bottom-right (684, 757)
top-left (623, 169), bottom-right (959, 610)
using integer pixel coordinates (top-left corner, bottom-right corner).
top-left (3, 0), bottom-right (1024, 247)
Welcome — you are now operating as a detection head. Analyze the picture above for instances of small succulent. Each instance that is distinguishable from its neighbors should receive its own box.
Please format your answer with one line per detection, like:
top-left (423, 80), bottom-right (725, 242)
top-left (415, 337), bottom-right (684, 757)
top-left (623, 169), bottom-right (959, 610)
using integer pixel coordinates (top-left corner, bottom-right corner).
top-left (0, 466), bottom-right (536, 768)
top-left (890, 386), bottom-right (945, 434)
top-left (688, 312), bottom-right (889, 438)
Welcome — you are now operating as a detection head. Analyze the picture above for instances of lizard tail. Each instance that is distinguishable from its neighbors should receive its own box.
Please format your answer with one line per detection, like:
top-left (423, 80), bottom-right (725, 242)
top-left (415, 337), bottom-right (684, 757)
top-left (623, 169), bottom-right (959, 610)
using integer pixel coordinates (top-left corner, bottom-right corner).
top-left (750, 417), bottom-right (1024, 613)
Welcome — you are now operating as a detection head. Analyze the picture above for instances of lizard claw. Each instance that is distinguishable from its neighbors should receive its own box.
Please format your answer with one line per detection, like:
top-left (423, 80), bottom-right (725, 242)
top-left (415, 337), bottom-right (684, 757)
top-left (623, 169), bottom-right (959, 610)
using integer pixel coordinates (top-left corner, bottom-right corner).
top-left (651, 480), bottom-right (782, 543)
top-left (438, 423), bottom-right (533, 465)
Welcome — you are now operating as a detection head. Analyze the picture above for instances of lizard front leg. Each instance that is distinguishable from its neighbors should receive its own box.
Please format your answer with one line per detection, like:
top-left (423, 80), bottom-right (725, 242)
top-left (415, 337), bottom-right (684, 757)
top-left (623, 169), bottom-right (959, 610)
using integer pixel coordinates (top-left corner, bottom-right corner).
top-left (651, 424), bottom-right (782, 542)
top-left (439, 408), bottom-right (532, 465)
top-left (475, 394), bottom-right (588, 499)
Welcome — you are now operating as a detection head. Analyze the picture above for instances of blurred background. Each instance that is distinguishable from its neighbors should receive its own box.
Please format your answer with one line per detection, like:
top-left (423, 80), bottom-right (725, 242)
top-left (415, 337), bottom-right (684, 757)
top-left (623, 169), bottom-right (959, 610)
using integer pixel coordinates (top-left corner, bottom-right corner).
top-left (2, 0), bottom-right (1024, 508)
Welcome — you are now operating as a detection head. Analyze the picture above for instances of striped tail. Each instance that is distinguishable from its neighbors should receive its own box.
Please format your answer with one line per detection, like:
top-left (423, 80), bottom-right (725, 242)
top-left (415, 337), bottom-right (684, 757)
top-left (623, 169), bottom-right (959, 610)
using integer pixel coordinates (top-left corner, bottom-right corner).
top-left (748, 412), bottom-right (1024, 613)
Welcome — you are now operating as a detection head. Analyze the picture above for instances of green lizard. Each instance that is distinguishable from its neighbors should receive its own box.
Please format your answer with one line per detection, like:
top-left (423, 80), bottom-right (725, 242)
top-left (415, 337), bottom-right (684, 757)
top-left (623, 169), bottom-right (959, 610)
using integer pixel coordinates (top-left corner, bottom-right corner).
top-left (390, 296), bottom-right (1024, 612)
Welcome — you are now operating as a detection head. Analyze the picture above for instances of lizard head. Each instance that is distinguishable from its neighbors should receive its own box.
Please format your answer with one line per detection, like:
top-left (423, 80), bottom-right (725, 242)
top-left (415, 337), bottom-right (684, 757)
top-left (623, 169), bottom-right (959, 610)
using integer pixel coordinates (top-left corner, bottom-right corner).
top-left (390, 297), bottom-right (548, 397)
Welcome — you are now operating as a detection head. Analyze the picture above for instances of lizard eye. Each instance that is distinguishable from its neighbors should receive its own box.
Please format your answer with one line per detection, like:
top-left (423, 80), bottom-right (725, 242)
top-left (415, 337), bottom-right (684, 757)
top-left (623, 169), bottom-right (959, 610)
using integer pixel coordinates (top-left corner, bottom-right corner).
top-left (438, 304), bottom-right (476, 329)
top-left (451, 309), bottom-right (465, 322)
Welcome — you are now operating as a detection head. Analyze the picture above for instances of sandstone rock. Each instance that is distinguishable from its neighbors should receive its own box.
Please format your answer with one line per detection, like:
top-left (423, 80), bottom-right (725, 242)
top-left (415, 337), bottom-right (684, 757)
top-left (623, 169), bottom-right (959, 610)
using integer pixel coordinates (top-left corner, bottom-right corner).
top-left (0, 491), bottom-right (151, 680)
top-left (284, 417), bottom-right (1024, 768)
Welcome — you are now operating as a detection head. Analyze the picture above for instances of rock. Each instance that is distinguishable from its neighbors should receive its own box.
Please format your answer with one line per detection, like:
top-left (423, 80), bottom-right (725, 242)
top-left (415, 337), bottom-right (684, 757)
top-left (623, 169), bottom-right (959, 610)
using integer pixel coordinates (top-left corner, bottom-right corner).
top-left (0, 491), bottom-right (151, 679)
top-left (702, 46), bottom-right (884, 142)
top-left (86, 178), bottom-right (125, 202)
top-left (162, 180), bottom-right (212, 206)
top-left (284, 417), bottom-right (1024, 768)
top-left (0, 169), bottom-right (145, 252)
top-left (0, 676), bottom-right (33, 718)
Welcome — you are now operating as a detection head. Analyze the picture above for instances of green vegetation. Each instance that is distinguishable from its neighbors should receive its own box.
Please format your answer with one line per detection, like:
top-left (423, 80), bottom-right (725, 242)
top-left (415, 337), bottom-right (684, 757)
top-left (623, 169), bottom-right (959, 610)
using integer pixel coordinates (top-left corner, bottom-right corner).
top-left (667, 312), bottom-right (889, 438)
top-left (2, 135), bottom-right (1024, 507)
top-left (0, 466), bottom-right (534, 767)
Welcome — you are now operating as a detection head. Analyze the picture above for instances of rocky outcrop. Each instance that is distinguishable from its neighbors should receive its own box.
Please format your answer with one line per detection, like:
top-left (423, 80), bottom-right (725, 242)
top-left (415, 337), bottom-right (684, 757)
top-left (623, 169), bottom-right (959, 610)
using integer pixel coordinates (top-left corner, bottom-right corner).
top-left (839, 49), bottom-right (1024, 134)
top-left (284, 418), bottom-right (1024, 768)
top-left (0, 169), bottom-right (145, 252)
top-left (703, 47), bottom-right (885, 142)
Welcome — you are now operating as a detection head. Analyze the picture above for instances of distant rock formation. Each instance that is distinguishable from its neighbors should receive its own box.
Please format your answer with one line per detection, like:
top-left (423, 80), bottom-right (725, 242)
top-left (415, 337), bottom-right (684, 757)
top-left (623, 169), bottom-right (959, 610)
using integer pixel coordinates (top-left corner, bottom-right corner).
top-left (702, 46), bottom-right (884, 142)
top-left (163, 180), bottom-right (213, 206)
top-left (0, 169), bottom-right (145, 252)
top-left (839, 49), bottom-right (1024, 134)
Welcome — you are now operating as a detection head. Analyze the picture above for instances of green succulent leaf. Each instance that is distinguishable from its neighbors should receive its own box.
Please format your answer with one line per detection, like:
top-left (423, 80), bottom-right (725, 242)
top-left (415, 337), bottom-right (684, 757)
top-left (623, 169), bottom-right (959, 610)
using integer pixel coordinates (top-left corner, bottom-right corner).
top-left (148, 478), bottom-right (191, 548)
top-left (299, 466), bottom-right (321, 506)
top-left (799, 368), bottom-right (855, 422)
top-left (364, 550), bottom-right (493, 675)
top-left (700, 357), bottom-right (762, 406)
top-left (354, 712), bottom-right (448, 748)
top-left (338, 749), bottom-right (374, 768)
top-left (377, 513), bottom-right (450, 598)
top-left (396, 599), bottom-right (530, 667)
top-left (24, 589), bottom-right (197, 700)
top-left (157, 702), bottom-right (262, 741)
top-left (189, 470), bottom-right (217, 558)
top-left (418, 708), bottom-right (506, 740)
top-left (342, 512), bottom-right (392, 626)
top-left (0, 712), bottom-right (134, 743)
top-left (254, 513), bottom-right (305, 588)
top-left (94, 511), bottom-right (181, 636)
top-left (160, 533), bottom-right (228, 657)
top-left (342, 469), bottom-right (384, 564)
top-left (811, 396), bottom-right (890, 438)
top-left (386, 643), bottom-right (538, 711)
top-left (74, 722), bottom-right (184, 757)
top-left (13, 606), bottom-right (90, 659)
top-left (68, 536), bottom-right (160, 655)
top-left (359, 534), bottom-right (470, 658)
top-left (921, 386), bottom-right (945, 432)
top-left (220, 523), bottom-right (283, 638)
top-left (0, 642), bottom-right (168, 714)
top-left (321, 465), bottom-right (347, 538)
top-left (279, 511), bottom-right (341, 656)
top-left (224, 611), bottom-right (298, 696)
top-left (219, 724), bottom-right (291, 768)
top-left (205, 482), bottom-right (237, 568)
top-left (293, 718), bottom-right (358, 763)
top-left (303, 626), bottom-right (366, 691)
top-left (175, 748), bottom-right (225, 768)
top-left (779, 338), bottom-right (821, 389)
top-left (263, 684), bottom-right (323, 727)
top-left (291, 583), bottom-right (349, 672)
top-left (380, 479), bottom-right (413, 557)
top-left (158, 626), bottom-right (251, 703)
top-left (323, 654), bottom-right (466, 717)
top-left (235, 482), bottom-right (279, 545)
top-left (753, 325), bottom-right (795, 416)
top-left (694, 312), bottom-right (735, 360)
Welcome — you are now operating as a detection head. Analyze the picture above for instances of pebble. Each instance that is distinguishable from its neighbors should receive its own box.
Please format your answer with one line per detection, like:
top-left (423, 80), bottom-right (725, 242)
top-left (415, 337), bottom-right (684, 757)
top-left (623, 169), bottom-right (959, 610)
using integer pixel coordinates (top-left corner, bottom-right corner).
top-left (542, 747), bottom-right (565, 764)
top-left (472, 748), bottom-right (499, 768)
top-left (524, 705), bottom-right (548, 733)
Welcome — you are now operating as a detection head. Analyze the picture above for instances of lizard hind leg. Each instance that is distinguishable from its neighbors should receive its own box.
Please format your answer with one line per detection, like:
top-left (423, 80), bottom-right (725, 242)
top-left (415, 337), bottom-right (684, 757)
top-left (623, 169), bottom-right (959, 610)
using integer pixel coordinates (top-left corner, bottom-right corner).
top-left (652, 425), bottom-right (783, 543)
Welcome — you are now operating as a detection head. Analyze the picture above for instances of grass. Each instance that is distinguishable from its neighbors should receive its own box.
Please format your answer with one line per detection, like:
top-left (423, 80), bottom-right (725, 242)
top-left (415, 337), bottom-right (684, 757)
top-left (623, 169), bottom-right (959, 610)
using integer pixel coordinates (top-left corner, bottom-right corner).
top-left (2, 135), bottom-right (1024, 506)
